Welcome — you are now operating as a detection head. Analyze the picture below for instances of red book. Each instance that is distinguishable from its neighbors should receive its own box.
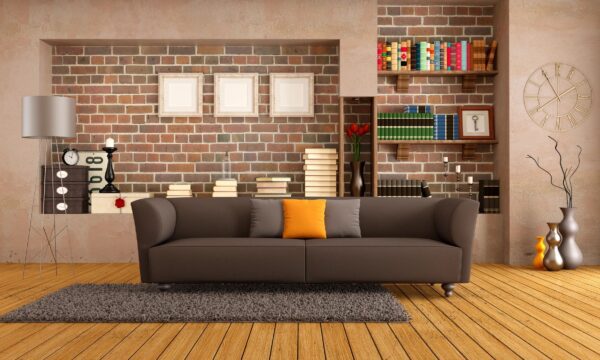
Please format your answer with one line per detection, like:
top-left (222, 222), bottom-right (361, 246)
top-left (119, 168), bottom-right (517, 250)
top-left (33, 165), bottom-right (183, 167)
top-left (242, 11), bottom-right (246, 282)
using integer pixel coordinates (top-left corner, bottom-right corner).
top-left (456, 42), bottom-right (462, 71)
top-left (377, 42), bottom-right (383, 71)
top-left (446, 43), bottom-right (451, 70)
top-left (467, 42), bottom-right (472, 71)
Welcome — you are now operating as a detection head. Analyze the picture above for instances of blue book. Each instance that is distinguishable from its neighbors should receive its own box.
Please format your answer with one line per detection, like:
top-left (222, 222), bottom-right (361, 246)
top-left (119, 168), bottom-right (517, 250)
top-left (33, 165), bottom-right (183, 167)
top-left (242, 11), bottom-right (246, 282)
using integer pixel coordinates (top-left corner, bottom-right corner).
top-left (461, 41), bottom-right (467, 71)
top-left (415, 42), bottom-right (420, 71)
top-left (453, 114), bottom-right (459, 139)
top-left (434, 115), bottom-right (446, 140)
top-left (434, 41), bottom-right (440, 71)
top-left (404, 105), bottom-right (432, 113)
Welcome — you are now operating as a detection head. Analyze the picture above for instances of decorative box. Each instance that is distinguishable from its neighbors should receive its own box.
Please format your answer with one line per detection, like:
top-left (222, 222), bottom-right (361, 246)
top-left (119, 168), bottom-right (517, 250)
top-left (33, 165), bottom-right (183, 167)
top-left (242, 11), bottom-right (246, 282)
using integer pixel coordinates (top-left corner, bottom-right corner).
top-left (91, 192), bottom-right (154, 214)
top-left (42, 165), bottom-right (89, 214)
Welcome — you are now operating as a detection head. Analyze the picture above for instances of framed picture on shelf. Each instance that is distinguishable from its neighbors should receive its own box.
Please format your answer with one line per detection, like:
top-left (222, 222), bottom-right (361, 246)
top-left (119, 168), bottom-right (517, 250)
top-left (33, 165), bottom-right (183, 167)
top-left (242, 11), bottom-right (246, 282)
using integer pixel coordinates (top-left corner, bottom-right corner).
top-left (458, 106), bottom-right (495, 140)
top-left (214, 73), bottom-right (259, 117)
top-left (270, 73), bottom-right (314, 117)
top-left (158, 73), bottom-right (203, 117)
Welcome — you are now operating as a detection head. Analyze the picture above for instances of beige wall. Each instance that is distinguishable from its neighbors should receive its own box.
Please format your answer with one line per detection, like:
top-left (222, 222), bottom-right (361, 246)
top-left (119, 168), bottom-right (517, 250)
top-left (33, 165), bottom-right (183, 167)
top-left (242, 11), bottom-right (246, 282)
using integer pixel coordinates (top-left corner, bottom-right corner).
top-left (1, 0), bottom-right (599, 264)
top-left (506, 0), bottom-right (600, 264)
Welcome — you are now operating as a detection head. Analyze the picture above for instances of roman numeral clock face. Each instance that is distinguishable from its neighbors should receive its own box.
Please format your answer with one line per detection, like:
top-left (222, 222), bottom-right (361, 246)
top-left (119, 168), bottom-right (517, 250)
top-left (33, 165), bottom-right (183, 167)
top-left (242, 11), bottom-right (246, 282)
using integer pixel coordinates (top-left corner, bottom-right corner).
top-left (523, 63), bottom-right (592, 132)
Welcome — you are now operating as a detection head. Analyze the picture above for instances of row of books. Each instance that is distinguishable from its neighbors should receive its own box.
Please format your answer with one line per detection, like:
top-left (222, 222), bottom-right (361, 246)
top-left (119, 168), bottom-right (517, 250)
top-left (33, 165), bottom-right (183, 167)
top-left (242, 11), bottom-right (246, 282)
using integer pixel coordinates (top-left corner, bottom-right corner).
top-left (377, 113), bottom-right (459, 140)
top-left (405, 105), bottom-right (459, 140)
top-left (212, 178), bottom-right (238, 197)
top-left (377, 179), bottom-right (428, 198)
top-left (377, 39), bottom-right (497, 72)
top-left (255, 177), bottom-right (292, 198)
top-left (166, 183), bottom-right (193, 198)
top-left (304, 148), bottom-right (337, 197)
top-left (478, 179), bottom-right (500, 213)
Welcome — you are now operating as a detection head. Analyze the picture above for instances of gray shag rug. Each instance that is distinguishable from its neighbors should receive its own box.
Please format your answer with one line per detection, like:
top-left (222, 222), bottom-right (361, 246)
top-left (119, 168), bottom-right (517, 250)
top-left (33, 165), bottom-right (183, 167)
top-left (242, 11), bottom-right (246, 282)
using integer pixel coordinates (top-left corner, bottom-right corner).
top-left (0, 283), bottom-right (410, 323)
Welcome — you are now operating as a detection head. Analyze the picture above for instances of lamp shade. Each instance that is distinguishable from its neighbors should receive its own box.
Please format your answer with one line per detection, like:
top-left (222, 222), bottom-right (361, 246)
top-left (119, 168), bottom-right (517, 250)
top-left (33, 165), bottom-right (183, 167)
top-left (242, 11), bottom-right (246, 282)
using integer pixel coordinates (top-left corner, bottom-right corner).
top-left (22, 96), bottom-right (76, 138)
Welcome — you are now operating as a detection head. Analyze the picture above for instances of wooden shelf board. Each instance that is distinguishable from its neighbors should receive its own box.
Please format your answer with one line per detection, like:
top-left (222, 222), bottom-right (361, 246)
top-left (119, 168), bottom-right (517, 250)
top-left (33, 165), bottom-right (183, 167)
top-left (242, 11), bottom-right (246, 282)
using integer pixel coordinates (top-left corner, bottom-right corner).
top-left (378, 70), bottom-right (498, 76)
top-left (378, 140), bottom-right (498, 145)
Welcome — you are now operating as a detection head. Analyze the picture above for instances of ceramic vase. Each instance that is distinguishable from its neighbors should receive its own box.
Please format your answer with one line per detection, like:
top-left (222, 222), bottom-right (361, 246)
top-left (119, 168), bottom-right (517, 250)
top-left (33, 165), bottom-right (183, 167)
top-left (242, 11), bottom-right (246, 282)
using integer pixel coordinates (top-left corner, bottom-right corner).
top-left (558, 207), bottom-right (582, 269)
top-left (543, 222), bottom-right (563, 271)
top-left (533, 236), bottom-right (546, 270)
top-left (350, 161), bottom-right (366, 197)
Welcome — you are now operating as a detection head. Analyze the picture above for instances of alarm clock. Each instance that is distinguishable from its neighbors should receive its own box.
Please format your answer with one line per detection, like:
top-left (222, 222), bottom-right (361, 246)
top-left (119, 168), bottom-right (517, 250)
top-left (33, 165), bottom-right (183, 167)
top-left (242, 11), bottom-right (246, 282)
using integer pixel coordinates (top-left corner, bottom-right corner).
top-left (62, 148), bottom-right (80, 166)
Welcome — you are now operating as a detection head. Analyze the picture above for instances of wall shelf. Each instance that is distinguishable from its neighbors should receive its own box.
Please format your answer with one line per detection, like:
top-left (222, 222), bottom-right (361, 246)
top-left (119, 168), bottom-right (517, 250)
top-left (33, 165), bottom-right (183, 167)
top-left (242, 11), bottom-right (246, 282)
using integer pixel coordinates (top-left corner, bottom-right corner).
top-left (378, 70), bottom-right (498, 92)
top-left (378, 139), bottom-right (498, 161)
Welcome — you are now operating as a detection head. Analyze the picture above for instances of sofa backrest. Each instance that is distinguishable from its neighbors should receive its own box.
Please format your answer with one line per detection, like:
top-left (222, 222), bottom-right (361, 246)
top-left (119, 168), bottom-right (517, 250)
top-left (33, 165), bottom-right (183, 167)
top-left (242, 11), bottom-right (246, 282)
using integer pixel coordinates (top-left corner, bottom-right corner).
top-left (169, 197), bottom-right (252, 239)
top-left (359, 197), bottom-right (440, 239)
top-left (167, 197), bottom-right (441, 240)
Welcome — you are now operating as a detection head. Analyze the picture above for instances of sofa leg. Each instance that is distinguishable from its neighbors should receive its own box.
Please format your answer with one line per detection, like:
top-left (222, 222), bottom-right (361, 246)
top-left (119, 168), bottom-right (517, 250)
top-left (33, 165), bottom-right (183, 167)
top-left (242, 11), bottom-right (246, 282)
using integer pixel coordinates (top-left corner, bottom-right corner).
top-left (158, 284), bottom-right (171, 291)
top-left (441, 283), bottom-right (455, 297)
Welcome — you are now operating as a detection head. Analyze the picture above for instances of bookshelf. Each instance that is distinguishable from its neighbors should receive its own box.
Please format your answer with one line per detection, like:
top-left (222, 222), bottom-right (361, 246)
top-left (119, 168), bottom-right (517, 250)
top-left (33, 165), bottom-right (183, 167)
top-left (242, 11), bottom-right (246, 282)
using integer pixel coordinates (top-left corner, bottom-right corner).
top-left (378, 140), bottom-right (498, 161)
top-left (378, 70), bottom-right (498, 92)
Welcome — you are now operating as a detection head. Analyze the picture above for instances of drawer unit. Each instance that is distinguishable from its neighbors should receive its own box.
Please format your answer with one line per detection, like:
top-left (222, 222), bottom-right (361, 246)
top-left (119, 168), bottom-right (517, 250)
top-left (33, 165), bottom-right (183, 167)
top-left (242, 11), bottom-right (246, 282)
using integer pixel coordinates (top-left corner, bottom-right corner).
top-left (42, 165), bottom-right (89, 214)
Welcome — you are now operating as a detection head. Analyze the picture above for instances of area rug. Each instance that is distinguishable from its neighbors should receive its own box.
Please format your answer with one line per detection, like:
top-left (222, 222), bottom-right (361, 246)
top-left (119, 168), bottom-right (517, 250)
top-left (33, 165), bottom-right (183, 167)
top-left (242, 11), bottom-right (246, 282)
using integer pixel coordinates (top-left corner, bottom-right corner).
top-left (0, 283), bottom-right (410, 323)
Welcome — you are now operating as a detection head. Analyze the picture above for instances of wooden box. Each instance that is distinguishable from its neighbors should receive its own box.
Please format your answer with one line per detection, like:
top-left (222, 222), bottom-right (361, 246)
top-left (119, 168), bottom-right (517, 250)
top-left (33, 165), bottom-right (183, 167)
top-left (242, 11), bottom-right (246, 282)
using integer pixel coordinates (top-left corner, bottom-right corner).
top-left (91, 192), bottom-right (154, 214)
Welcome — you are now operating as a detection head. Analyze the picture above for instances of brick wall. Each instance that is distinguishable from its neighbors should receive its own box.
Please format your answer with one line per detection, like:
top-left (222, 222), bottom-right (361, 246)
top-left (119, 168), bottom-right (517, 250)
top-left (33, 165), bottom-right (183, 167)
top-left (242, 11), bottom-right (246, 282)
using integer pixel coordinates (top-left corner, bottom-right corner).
top-left (377, 2), bottom-right (497, 198)
top-left (52, 44), bottom-right (339, 195)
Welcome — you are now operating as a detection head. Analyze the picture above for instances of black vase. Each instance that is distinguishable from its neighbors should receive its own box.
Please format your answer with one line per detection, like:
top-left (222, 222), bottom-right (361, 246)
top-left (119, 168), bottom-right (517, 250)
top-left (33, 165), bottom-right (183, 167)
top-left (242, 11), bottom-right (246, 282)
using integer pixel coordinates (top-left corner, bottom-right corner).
top-left (350, 160), bottom-right (366, 197)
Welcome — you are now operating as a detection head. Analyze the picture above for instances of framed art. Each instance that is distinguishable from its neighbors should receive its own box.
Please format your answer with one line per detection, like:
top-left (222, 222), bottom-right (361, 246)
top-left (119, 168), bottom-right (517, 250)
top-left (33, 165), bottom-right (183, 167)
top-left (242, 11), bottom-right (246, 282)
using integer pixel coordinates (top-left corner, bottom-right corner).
top-left (158, 73), bottom-right (203, 117)
top-left (458, 106), bottom-right (495, 140)
top-left (214, 73), bottom-right (259, 117)
top-left (270, 73), bottom-right (314, 117)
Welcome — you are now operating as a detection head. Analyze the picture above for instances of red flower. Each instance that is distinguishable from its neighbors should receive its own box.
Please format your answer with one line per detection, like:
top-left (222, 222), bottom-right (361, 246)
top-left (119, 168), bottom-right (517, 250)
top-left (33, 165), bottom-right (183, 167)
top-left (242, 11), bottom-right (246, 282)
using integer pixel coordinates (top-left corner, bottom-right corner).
top-left (115, 198), bottom-right (125, 209)
top-left (357, 123), bottom-right (370, 136)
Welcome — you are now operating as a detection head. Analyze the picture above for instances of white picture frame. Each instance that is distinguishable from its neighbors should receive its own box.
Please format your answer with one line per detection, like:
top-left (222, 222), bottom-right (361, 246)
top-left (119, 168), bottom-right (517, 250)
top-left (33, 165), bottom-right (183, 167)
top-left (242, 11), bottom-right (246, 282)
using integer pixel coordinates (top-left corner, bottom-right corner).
top-left (214, 73), bottom-right (259, 117)
top-left (158, 73), bottom-right (203, 117)
top-left (270, 73), bottom-right (314, 117)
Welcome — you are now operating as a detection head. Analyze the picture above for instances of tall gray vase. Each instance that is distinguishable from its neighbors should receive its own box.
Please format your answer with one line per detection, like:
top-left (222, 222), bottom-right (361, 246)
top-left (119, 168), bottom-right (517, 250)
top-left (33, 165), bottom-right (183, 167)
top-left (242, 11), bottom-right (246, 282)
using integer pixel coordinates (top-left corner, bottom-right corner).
top-left (558, 207), bottom-right (582, 269)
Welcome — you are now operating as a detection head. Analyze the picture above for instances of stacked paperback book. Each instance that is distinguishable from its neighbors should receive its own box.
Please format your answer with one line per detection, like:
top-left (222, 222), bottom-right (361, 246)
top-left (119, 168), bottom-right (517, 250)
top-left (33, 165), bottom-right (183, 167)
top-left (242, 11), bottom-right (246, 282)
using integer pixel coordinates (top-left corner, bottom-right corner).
top-left (212, 178), bottom-right (238, 197)
top-left (255, 177), bottom-right (292, 198)
top-left (166, 183), bottom-right (193, 198)
top-left (303, 148), bottom-right (337, 197)
top-left (378, 39), bottom-right (497, 71)
top-left (377, 179), bottom-right (425, 197)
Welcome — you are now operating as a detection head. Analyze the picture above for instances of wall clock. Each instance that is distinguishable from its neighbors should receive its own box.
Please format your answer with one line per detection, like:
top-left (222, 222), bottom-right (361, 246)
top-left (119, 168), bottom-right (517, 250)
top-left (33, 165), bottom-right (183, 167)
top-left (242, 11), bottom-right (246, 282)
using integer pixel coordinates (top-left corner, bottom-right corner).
top-left (523, 63), bottom-right (592, 132)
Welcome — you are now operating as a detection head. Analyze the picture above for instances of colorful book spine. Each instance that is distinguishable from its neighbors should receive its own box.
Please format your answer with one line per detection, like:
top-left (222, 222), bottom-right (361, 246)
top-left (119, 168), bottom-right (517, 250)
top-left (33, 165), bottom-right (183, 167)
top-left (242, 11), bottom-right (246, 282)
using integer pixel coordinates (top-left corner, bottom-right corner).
top-left (410, 41), bottom-right (416, 71)
top-left (404, 105), bottom-right (432, 113)
top-left (467, 42), bottom-right (472, 71)
top-left (386, 42), bottom-right (392, 70)
top-left (400, 41), bottom-right (407, 70)
top-left (391, 41), bottom-right (398, 71)
top-left (429, 42), bottom-right (434, 70)
top-left (453, 113), bottom-right (459, 139)
top-left (420, 42), bottom-right (427, 71)
top-left (406, 40), bottom-right (411, 71)
top-left (440, 42), bottom-right (445, 72)
top-left (434, 41), bottom-right (440, 71)
top-left (486, 40), bottom-right (497, 71)
top-left (461, 40), bottom-right (467, 71)
top-left (456, 42), bottom-right (461, 71)
top-left (446, 42), bottom-right (451, 70)
top-left (377, 42), bottom-right (383, 71)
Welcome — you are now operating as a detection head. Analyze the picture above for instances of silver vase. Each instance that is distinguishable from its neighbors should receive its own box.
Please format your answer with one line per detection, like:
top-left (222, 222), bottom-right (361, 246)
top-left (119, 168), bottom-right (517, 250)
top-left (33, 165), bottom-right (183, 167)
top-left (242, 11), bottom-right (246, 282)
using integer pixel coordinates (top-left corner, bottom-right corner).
top-left (558, 207), bottom-right (582, 269)
top-left (543, 222), bottom-right (564, 271)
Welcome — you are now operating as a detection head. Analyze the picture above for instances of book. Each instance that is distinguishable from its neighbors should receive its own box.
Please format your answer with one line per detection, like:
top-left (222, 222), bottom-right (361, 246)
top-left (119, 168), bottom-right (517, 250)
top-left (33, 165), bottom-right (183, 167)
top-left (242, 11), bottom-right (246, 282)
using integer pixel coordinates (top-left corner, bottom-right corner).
top-left (256, 182), bottom-right (287, 188)
top-left (391, 41), bottom-right (398, 71)
top-left (167, 190), bottom-right (192, 195)
top-left (461, 40), bottom-right (467, 71)
top-left (212, 186), bottom-right (237, 192)
top-left (256, 177), bottom-right (292, 182)
top-left (215, 179), bottom-right (237, 186)
top-left (478, 179), bottom-right (500, 213)
top-left (305, 192), bottom-right (337, 197)
top-left (304, 180), bottom-right (336, 187)
top-left (305, 175), bottom-right (336, 182)
top-left (254, 194), bottom-right (292, 198)
top-left (434, 41), bottom-right (440, 71)
top-left (257, 188), bottom-right (288, 194)
top-left (486, 40), bottom-right (497, 71)
top-left (304, 148), bottom-right (336, 154)
top-left (168, 183), bottom-right (191, 191)
top-left (303, 159), bottom-right (337, 165)
top-left (303, 164), bottom-right (337, 171)
top-left (302, 153), bottom-right (338, 160)
top-left (377, 42), bottom-right (383, 71)
top-left (456, 42), bottom-right (461, 71)
top-left (406, 40), bottom-right (412, 71)
top-left (467, 42), bottom-right (472, 71)
top-left (305, 170), bottom-right (337, 176)
top-left (212, 192), bottom-right (237, 198)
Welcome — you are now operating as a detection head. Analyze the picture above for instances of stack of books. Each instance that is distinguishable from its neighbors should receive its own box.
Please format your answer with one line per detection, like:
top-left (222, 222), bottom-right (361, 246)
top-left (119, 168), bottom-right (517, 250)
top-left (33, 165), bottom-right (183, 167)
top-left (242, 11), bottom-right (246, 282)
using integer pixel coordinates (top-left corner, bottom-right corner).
top-left (377, 179), bottom-right (424, 198)
top-left (478, 180), bottom-right (500, 213)
top-left (303, 148), bottom-right (337, 197)
top-left (212, 178), bottom-right (238, 197)
top-left (166, 183), bottom-right (193, 198)
top-left (255, 177), bottom-right (292, 198)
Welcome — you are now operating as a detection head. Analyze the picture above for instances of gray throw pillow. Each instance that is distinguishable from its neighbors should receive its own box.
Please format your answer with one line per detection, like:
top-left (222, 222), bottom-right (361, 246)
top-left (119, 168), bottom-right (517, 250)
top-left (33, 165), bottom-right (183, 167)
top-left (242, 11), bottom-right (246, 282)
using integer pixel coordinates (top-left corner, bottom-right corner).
top-left (249, 199), bottom-right (283, 237)
top-left (325, 199), bottom-right (362, 238)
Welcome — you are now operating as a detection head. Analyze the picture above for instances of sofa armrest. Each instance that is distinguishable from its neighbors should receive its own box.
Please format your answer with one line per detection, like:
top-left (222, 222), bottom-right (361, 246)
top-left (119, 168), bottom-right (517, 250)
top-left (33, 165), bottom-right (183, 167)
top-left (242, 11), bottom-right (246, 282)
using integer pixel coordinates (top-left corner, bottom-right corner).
top-left (131, 198), bottom-right (176, 282)
top-left (434, 198), bottom-right (479, 282)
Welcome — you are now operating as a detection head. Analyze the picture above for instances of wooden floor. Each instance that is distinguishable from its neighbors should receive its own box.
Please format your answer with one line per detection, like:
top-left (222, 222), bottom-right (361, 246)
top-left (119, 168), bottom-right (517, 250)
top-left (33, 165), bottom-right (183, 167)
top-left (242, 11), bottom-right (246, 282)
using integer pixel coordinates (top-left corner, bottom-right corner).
top-left (0, 264), bottom-right (598, 359)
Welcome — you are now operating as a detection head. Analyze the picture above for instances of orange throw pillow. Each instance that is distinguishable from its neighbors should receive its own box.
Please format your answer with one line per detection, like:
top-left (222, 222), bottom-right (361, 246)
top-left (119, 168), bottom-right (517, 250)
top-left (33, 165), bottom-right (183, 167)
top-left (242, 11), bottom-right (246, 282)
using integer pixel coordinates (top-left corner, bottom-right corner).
top-left (282, 199), bottom-right (327, 239)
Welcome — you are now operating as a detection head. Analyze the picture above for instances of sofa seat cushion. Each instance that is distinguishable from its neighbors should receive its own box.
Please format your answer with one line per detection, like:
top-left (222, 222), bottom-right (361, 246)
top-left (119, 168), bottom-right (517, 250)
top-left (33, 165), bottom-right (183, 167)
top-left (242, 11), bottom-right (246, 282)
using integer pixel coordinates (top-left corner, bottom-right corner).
top-left (305, 238), bottom-right (462, 283)
top-left (148, 238), bottom-right (306, 283)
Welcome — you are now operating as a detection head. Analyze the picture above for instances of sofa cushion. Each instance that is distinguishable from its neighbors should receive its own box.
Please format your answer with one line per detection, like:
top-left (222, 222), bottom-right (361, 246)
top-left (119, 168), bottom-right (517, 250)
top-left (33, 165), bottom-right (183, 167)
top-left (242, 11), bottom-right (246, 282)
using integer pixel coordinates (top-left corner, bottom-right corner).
top-left (305, 238), bottom-right (462, 283)
top-left (148, 238), bottom-right (305, 282)
top-left (282, 199), bottom-right (327, 239)
top-left (324, 199), bottom-right (361, 238)
top-left (249, 199), bottom-right (283, 238)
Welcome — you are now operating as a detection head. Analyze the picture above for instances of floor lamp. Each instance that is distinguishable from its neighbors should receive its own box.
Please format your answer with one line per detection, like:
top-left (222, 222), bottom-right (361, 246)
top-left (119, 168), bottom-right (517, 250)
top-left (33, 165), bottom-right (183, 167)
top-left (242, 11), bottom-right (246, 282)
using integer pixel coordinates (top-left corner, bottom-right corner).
top-left (22, 96), bottom-right (76, 275)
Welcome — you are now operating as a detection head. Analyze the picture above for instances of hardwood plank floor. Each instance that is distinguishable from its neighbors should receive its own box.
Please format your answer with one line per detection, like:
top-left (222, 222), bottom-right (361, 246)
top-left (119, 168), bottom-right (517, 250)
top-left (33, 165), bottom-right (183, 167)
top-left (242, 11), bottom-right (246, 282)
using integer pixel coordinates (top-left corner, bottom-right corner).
top-left (0, 264), bottom-right (598, 359)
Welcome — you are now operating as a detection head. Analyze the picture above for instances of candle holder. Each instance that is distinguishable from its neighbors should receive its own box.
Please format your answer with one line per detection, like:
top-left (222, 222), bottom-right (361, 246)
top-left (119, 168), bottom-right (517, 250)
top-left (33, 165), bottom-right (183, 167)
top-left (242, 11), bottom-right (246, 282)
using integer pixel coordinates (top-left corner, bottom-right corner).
top-left (468, 183), bottom-right (474, 199)
top-left (455, 171), bottom-right (463, 192)
top-left (442, 160), bottom-right (449, 197)
top-left (99, 147), bottom-right (120, 193)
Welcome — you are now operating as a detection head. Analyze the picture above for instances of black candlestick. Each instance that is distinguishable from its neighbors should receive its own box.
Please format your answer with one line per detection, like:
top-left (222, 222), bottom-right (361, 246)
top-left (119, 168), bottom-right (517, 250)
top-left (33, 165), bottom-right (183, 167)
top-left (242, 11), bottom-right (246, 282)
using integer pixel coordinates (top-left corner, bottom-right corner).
top-left (99, 147), bottom-right (120, 193)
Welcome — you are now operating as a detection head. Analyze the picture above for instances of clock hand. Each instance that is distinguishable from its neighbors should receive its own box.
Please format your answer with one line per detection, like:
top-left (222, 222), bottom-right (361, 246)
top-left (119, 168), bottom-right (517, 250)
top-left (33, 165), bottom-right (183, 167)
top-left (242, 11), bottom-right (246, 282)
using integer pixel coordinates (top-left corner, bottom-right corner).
top-left (556, 85), bottom-right (576, 100)
top-left (537, 95), bottom-right (560, 112)
top-left (541, 70), bottom-right (561, 102)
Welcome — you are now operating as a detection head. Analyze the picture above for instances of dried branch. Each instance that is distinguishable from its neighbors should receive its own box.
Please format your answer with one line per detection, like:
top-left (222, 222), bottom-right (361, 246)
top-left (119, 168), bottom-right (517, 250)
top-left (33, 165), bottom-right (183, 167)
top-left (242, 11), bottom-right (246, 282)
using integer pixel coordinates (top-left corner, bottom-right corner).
top-left (525, 155), bottom-right (565, 191)
top-left (568, 145), bottom-right (583, 207)
top-left (549, 136), bottom-right (571, 201)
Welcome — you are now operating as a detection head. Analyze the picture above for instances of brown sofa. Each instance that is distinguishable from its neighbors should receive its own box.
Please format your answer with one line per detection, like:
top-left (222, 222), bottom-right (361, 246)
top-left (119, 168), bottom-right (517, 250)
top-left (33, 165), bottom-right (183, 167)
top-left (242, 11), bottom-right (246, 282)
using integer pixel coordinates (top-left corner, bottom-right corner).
top-left (131, 197), bottom-right (479, 296)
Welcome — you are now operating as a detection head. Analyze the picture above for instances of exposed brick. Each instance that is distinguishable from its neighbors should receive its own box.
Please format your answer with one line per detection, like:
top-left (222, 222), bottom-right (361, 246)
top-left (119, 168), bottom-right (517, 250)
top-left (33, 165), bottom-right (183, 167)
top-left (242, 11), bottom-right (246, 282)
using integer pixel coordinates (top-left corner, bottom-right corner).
top-left (85, 46), bottom-right (111, 55)
top-left (169, 46), bottom-right (195, 55)
top-left (97, 66), bottom-right (124, 74)
top-left (113, 46), bottom-right (139, 55)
